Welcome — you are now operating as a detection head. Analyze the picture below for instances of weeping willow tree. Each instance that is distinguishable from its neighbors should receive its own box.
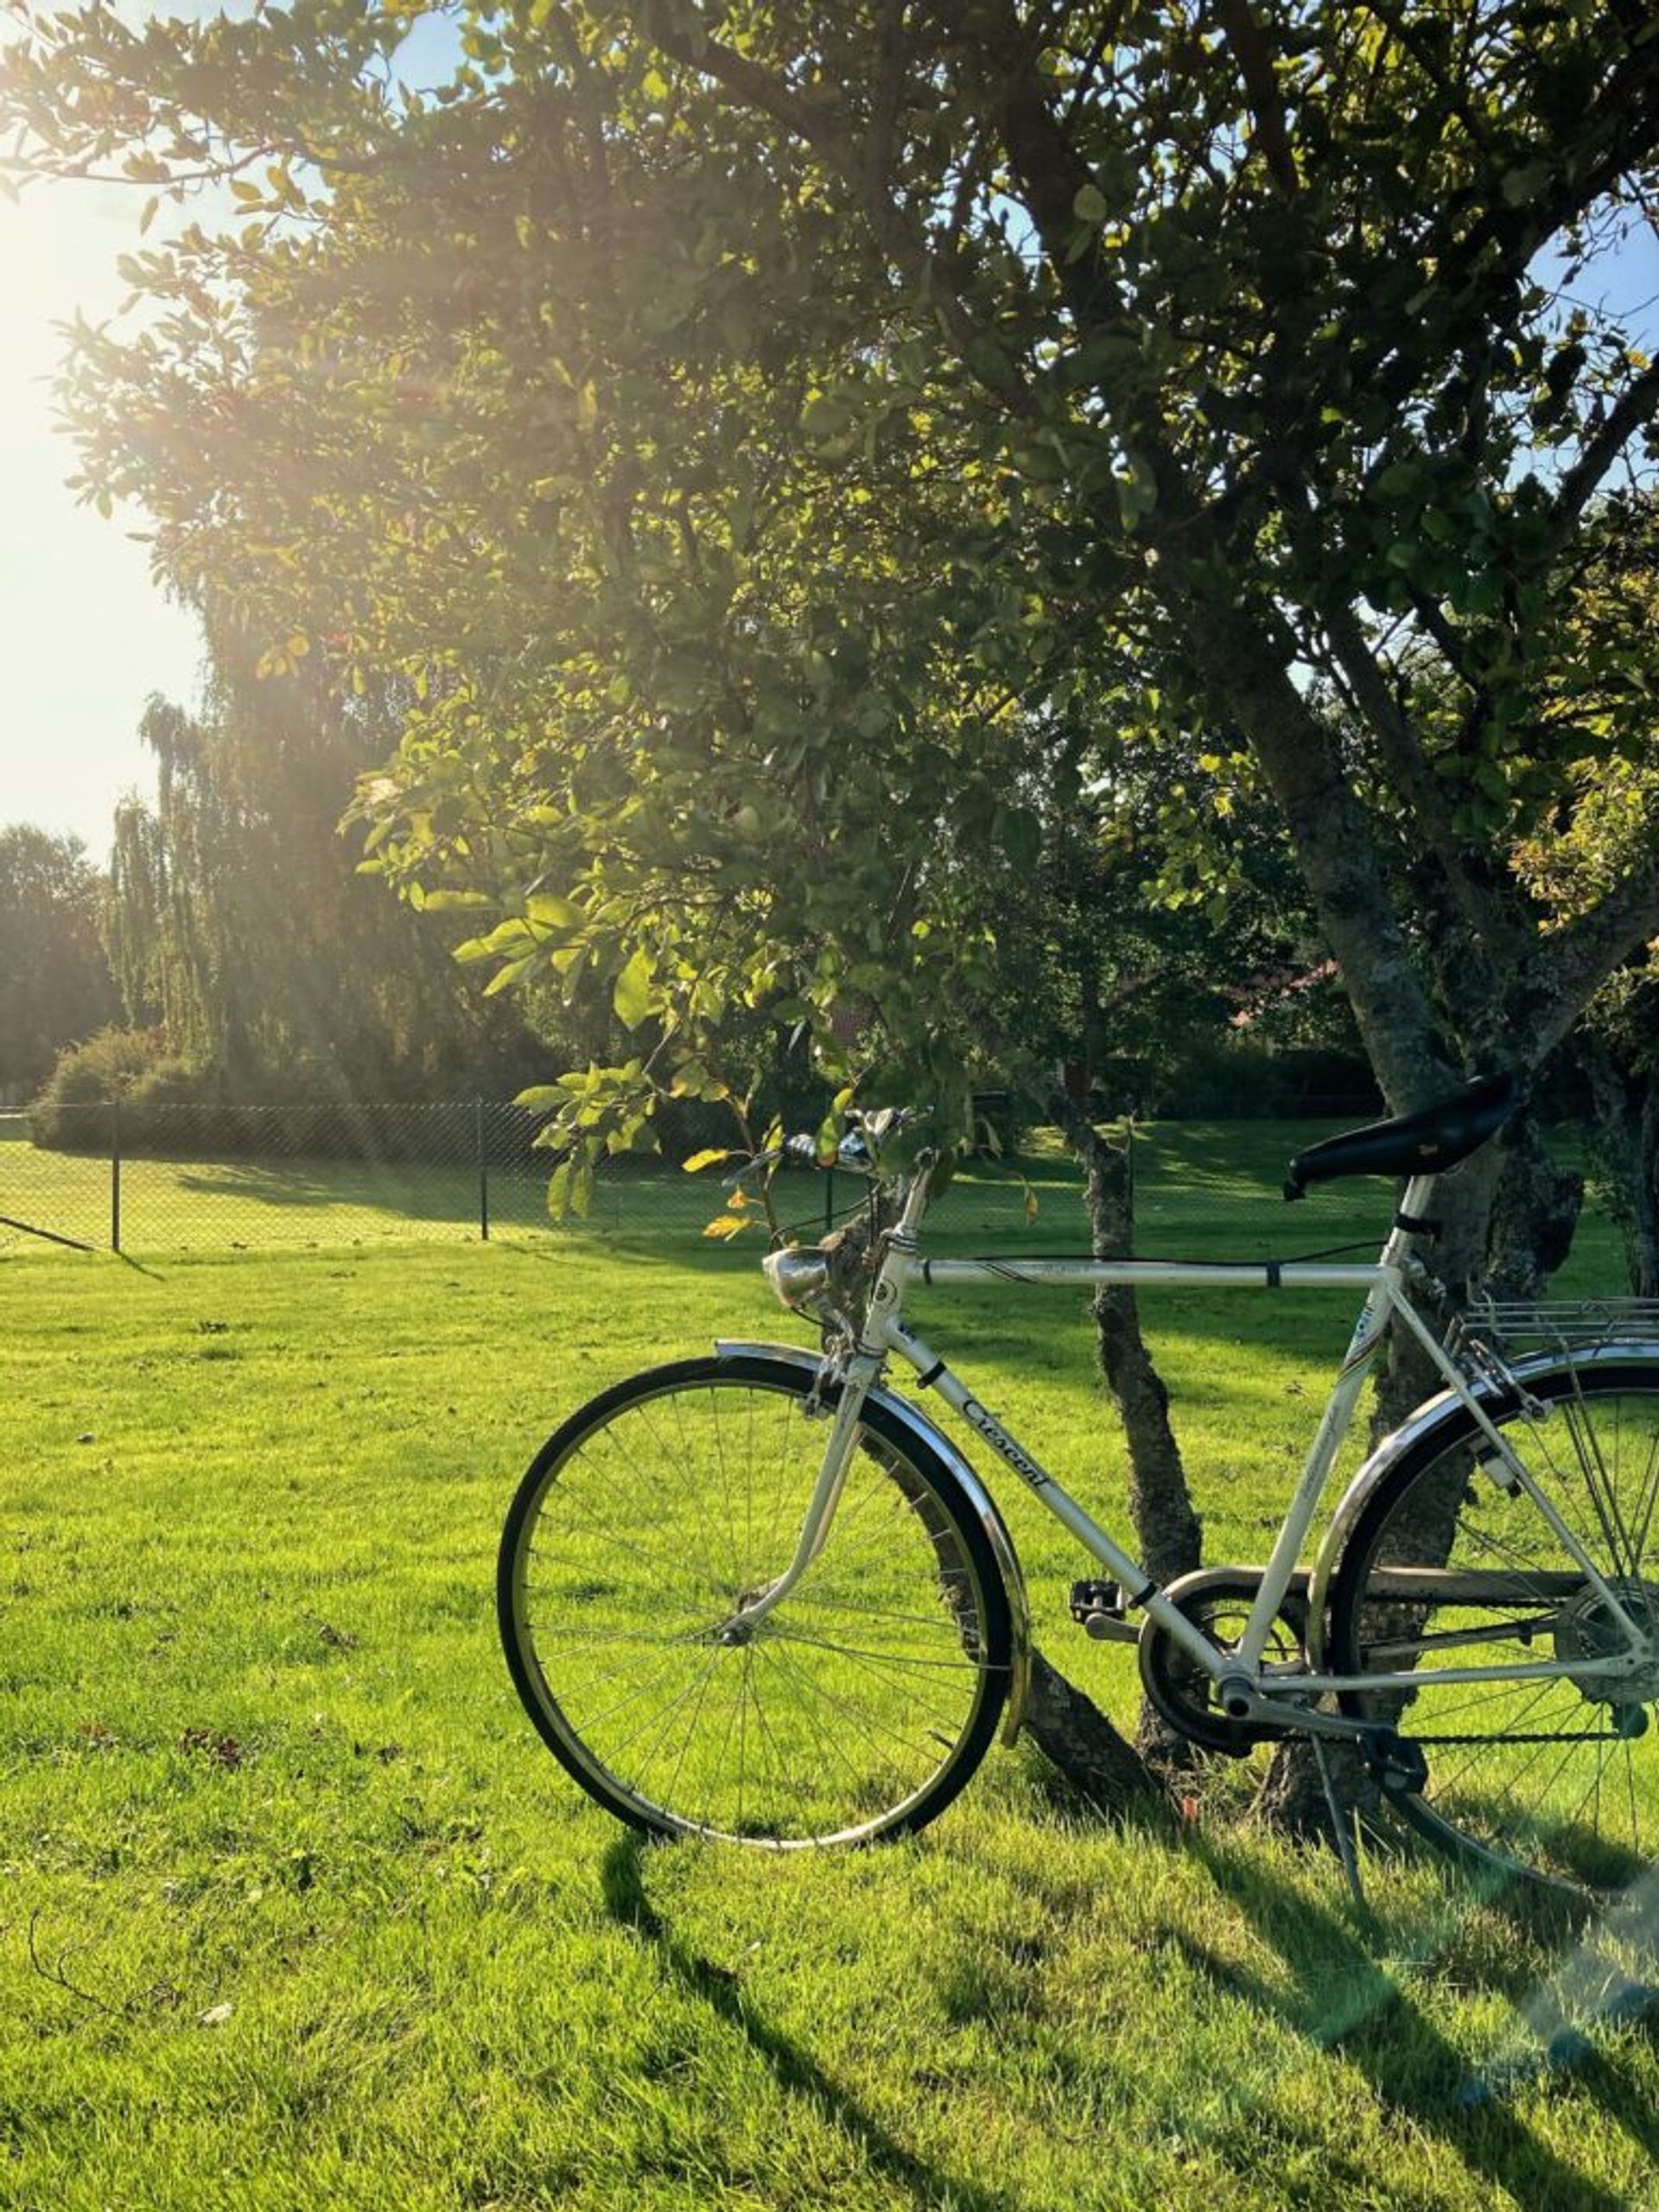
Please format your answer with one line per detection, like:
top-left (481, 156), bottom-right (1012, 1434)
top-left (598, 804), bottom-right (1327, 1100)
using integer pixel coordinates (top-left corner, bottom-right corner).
top-left (105, 638), bottom-right (547, 1099)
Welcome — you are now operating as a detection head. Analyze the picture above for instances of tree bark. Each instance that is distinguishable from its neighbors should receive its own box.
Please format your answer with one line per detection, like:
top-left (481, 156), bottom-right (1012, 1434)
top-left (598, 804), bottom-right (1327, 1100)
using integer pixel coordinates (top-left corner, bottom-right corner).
top-left (1048, 1094), bottom-right (1205, 1772)
top-left (1021, 1647), bottom-right (1164, 1808)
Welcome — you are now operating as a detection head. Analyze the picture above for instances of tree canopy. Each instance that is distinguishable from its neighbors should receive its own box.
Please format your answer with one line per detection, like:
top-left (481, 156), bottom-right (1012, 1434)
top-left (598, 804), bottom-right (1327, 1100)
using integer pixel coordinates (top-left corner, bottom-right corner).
top-left (6, 2), bottom-right (1659, 1187)
top-left (103, 633), bottom-right (556, 1100)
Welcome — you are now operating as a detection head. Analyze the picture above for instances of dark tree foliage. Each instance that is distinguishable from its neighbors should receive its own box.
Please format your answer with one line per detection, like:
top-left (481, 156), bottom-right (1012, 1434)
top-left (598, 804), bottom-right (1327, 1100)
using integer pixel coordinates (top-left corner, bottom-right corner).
top-left (0, 825), bottom-right (118, 1105)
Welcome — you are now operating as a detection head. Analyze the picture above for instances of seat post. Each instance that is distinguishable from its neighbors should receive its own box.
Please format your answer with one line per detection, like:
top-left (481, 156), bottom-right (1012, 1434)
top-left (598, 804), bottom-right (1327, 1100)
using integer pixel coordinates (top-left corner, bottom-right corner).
top-left (1382, 1171), bottom-right (1442, 1268)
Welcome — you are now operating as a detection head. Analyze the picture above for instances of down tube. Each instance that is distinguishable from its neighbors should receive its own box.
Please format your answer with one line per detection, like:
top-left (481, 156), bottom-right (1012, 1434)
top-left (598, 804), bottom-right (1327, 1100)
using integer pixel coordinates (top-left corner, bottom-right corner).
top-left (1234, 1274), bottom-right (1395, 1667)
top-left (886, 1328), bottom-right (1224, 1676)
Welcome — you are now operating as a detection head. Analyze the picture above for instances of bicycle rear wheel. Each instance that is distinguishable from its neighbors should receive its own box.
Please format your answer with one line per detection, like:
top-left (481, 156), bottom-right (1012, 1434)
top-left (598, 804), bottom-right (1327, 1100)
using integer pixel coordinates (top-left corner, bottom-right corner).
top-left (1328, 1362), bottom-right (1659, 1901)
top-left (499, 1353), bottom-right (1011, 1846)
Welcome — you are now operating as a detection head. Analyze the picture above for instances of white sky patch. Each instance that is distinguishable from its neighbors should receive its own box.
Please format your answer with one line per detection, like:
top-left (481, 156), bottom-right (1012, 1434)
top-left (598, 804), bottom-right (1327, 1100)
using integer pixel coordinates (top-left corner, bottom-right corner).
top-left (0, 2), bottom-right (461, 863)
top-left (0, 168), bottom-right (206, 861)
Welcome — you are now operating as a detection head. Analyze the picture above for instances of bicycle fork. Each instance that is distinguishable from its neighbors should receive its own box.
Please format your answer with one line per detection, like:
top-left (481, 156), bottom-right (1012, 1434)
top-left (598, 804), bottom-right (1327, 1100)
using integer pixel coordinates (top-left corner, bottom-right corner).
top-left (713, 1182), bottom-right (936, 1643)
top-left (708, 1349), bottom-right (882, 1643)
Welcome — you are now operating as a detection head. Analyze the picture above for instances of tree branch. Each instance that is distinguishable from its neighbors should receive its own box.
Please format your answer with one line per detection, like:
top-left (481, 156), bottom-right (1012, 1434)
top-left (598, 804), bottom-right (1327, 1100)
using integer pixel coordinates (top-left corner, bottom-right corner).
top-left (862, 0), bottom-right (907, 214)
top-left (1313, 598), bottom-right (1516, 974)
top-left (642, 19), bottom-right (846, 157)
top-left (1544, 356), bottom-right (1659, 560)
top-left (1526, 855), bottom-right (1659, 1060)
top-left (642, 10), bottom-right (1040, 417)
top-left (1427, 37), bottom-right (1659, 329)
top-left (1212, 0), bottom-right (1298, 197)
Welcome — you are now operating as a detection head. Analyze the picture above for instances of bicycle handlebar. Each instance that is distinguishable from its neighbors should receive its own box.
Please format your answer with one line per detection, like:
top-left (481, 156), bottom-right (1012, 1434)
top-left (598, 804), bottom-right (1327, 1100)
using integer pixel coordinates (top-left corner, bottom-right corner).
top-left (724, 1110), bottom-right (915, 1192)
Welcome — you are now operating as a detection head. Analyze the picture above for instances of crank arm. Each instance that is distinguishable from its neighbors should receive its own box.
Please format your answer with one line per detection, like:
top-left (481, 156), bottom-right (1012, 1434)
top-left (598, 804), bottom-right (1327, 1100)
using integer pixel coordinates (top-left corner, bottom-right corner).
top-left (1217, 1677), bottom-right (1429, 1789)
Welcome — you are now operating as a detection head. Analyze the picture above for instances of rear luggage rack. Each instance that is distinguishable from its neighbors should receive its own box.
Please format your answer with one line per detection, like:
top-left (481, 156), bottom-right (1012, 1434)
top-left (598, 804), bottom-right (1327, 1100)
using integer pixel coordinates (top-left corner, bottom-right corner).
top-left (1453, 1297), bottom-right (1659, 1354)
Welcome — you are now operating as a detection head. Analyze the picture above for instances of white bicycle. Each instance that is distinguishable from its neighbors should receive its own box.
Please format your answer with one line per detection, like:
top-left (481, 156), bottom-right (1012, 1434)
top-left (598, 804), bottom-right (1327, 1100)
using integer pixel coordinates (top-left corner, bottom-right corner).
top-left (499, 1076), bottom-right (1659, 1902)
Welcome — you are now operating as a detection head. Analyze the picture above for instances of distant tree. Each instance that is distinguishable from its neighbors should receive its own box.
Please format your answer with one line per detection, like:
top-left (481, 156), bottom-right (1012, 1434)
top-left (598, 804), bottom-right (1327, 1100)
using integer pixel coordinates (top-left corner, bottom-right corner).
top-left (1506, 496), bottom-right (1659, 1294)
top-left (0, 825), bottom-right (117, 1104)
top-left (105, 637), bottom-right (550, 1099)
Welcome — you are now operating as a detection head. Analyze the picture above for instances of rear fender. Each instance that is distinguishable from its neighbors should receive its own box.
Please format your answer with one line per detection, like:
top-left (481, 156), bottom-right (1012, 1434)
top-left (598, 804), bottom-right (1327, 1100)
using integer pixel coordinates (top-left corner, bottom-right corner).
top-left (1305, 1339), bottom-right (1659, 1666)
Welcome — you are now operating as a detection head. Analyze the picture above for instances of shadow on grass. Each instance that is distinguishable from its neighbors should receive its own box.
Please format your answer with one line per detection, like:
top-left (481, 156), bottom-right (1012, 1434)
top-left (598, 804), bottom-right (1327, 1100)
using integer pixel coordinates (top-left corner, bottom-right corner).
top-left (1185, 1838), bottom-right (1654, 2212)
top-left (600, 1833), bottom-right (1018, 2212)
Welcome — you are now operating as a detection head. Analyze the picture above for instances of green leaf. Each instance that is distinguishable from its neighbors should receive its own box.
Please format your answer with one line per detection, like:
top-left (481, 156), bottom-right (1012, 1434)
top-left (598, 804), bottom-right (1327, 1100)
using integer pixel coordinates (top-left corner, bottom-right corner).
top-left (1071, 182), bottom-right (1109, 226)
top-left (1376, 461), bottom-right (1426, 498)
top-left (484, 950), bottom-right (543, 995)
top-left (419, 889), bottom-right (494, 912)
top-left (526, 891), bottom-right (584, 935)
top-left (612, 948), bottom-right (653, 1030)
top-left (996, 804), bottom-right (1043, 874)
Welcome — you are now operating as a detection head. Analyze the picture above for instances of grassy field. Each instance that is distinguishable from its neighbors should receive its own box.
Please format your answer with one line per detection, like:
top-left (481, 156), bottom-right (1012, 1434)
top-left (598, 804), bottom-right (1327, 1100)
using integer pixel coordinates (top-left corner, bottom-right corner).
top-left (3, 1132), bottom-right (1656, 2210)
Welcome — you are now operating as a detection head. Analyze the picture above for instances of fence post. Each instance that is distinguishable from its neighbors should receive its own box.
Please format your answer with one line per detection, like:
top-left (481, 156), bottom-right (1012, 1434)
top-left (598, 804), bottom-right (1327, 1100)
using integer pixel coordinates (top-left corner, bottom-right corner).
top-left (111, 1099), bottom-right (122, 1255)
top-left (476, 1097), bottom-right (490, 1242)
top-left (1123, 1112), bottom-right (1135, 1252)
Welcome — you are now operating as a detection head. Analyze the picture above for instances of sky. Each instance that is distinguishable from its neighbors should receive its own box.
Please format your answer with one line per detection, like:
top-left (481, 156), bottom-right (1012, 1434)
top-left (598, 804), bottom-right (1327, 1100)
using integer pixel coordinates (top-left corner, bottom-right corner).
top-left (0, 169), bottom-right (207, 862)
top-left (0, 3), bottom-right (458, 868)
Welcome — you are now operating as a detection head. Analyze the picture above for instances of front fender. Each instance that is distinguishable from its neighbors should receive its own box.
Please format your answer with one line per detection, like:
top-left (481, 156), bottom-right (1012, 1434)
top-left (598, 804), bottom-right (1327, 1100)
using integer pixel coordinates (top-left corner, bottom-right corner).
top-left (715, 1338), bottom-right (1033, 1743)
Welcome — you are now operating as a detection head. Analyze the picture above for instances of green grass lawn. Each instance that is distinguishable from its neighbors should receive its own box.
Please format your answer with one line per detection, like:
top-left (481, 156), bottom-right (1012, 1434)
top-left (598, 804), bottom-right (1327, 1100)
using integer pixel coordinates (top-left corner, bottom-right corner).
top-left (3, 1136), bottom-right (1656, 2209)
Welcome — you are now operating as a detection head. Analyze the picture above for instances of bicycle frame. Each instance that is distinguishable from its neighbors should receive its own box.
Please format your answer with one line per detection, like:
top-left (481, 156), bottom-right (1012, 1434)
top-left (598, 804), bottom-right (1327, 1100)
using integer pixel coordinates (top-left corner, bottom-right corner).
top-left (735, 1165), bottom-right (1650, 1711)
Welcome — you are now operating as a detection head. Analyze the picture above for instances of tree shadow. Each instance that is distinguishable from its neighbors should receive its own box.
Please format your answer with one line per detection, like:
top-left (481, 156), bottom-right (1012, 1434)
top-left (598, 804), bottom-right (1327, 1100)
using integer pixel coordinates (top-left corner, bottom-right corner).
top-left (169, 1159), bottom-right (483, 1220)
top-left (1183, 1837), bottom-right (1657, 2212)
top-left (599, 1815), bottom-right (1659, 2210)
top-left (598, 1833), bottom-right (1019, 2212)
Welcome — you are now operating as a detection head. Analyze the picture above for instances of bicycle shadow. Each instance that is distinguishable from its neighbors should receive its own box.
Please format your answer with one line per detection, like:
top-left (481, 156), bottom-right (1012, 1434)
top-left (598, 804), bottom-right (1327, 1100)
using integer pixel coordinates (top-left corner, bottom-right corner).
top-left (1184, 1838), bottom-right (1659, 2212)
top-left (598, 1834), bottom-right (1018, 2212)
top-left (601, 1824), bottom-right (1656, 2212)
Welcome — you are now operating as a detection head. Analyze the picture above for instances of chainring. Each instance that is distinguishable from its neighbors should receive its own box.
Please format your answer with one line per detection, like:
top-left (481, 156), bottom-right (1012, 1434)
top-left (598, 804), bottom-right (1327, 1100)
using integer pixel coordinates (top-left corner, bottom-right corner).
top-left (1137, 1567), bottom-right (1310, 1756)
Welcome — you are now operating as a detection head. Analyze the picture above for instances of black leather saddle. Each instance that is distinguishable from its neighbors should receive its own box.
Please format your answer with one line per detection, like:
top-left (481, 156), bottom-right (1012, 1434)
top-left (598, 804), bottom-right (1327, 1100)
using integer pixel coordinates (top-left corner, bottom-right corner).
top-left (1284, 1071), bottom-right (1520, 1200)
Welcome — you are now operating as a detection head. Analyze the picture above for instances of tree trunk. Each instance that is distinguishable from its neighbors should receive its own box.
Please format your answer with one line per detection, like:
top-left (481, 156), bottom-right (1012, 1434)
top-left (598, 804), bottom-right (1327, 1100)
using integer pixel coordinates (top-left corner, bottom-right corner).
top-left (1485, 1119), bottom-right (1584, 1297)
top-left (1584, 1032), bottom-right (1659, 1297)
top-left (823, 1156), bottom-right (1172, 1808)
top-left (1255, 1118), bottom-right (1584, 1841)
top-left (1021, 1646), bottom-right (1164, 1808)
top-left (1061, 1110), bottom-right (1204, 1586)
top-left (1639, 1082), bottom-right (1659, 1299)
top-left (1049, 1095), bottom-right (1205, 1774)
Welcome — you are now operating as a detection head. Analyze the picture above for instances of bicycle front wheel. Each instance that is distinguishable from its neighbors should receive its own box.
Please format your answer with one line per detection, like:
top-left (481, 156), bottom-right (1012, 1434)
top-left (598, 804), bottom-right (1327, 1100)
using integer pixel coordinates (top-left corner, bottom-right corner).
top-left (1328, 1361), bottom-right (1659, 1902)
top-left (498, 1354), bottom-right (1012, 1846)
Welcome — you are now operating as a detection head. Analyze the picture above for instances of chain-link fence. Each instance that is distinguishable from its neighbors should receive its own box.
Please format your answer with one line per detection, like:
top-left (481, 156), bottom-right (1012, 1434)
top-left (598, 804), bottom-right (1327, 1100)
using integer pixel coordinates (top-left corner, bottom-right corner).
top-left (3, 1098), bottom-right (1064, 1255)
top-left (0, 1098), bottom-right (1621, 1272)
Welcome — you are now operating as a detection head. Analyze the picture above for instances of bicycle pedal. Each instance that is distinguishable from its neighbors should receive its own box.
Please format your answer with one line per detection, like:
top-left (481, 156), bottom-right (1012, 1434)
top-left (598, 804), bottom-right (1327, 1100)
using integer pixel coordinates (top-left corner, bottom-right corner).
top-left (1360, 1728), bottom-right (1429, 1796)
top-left (1070, 1579), bottom-right (1139, 1644)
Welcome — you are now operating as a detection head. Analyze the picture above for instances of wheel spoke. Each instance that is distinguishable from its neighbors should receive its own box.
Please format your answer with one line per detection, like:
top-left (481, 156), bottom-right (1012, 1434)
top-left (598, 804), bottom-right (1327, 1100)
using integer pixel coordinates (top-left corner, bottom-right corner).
top-left (499, 1362), bottom-right (1007, 1845)
top-left (1332, 1370), bottom-right (1659, 1900)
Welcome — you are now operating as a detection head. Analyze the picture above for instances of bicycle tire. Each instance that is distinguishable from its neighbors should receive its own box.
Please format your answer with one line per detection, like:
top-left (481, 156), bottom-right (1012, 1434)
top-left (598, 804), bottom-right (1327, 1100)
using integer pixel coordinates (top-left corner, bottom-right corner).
top-left (1327, 1360), bottom-right (1659, 1901)
top-left (498, 1352), bottom-right (1012, 1846)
